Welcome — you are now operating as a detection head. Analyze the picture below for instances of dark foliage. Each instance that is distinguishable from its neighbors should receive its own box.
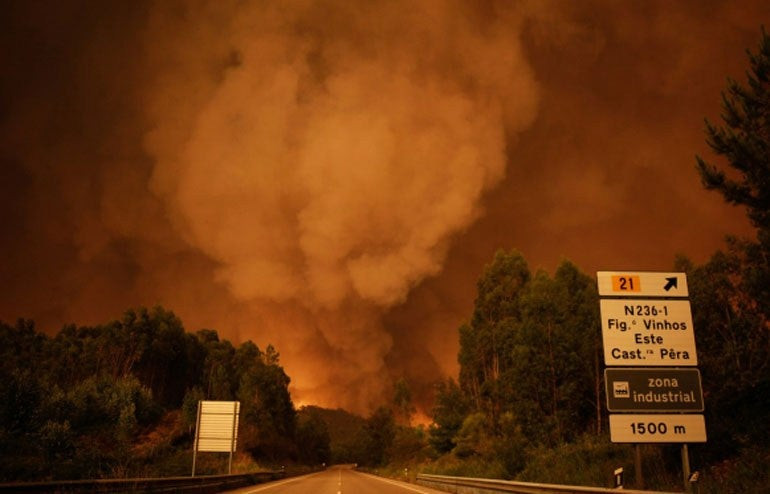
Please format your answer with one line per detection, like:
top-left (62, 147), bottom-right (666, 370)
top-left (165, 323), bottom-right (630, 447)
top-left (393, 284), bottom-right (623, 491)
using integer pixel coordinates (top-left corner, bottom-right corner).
top-left (0, 306), bottom-right (304, 481)
top-left (691, 27), bottom-right (770, 466)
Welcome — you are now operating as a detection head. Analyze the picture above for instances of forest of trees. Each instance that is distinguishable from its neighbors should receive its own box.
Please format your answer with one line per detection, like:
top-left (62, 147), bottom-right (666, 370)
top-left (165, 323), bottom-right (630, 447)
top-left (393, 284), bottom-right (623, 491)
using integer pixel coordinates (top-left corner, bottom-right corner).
top-left (0, 307), bottom-right (311, 480)
top-left (423, 244), bottom-right (769, 487)
top-left (428, 255), bottom-right (601, 474)
top-left (0, 307), bottom-right (425, 481)
top-left (422, 28), bottom-right (770, 489)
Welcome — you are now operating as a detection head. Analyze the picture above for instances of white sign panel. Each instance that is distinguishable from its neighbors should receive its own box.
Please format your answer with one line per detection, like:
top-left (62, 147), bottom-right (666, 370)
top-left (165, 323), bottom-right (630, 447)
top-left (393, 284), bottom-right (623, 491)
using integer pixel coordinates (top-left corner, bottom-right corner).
top-left (597, 271), bottom-right (689, 298)
top-left (196, 401), bottom-right (240, 452)
top-left (609, 414), bottom-right (707, 443)
top-left (600, 299), bottom-right (697, 366)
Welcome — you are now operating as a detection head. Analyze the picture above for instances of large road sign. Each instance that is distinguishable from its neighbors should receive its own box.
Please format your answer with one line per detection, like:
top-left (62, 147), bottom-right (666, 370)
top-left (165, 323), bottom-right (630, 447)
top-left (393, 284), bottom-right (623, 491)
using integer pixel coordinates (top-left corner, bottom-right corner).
top-left (597, 271), bottom-right (689, 298)
top-left (598, 270), bottom-right (706, 468)
top-left (195, 400), bottom-right (240, 452)
top-left (600, 298), bottom-right (697, 366)
top-left (605, 368), bottom-right (704, 412)
top-left (609, 414), bottom-right (707, 443)
top-left (192, 400), bottom-right (240, 476)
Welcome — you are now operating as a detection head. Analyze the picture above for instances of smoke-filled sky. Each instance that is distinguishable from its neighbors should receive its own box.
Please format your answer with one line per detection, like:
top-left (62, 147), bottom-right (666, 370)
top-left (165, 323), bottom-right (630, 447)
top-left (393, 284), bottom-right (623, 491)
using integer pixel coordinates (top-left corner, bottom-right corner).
top-left (1, 0), bottom-right (767, 414)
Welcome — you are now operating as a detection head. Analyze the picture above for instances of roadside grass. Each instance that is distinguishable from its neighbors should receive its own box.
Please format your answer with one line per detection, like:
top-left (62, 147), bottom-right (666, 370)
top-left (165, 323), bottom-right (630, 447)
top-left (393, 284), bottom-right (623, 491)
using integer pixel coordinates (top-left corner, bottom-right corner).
top-left (516, 434), bottom-right (682, 491)
top-left (414, 434), bottom-right (693, 491)
top-left (696, 445), bottom-right (770, 494)
top-left (418, 453), bottom-right (508, 481)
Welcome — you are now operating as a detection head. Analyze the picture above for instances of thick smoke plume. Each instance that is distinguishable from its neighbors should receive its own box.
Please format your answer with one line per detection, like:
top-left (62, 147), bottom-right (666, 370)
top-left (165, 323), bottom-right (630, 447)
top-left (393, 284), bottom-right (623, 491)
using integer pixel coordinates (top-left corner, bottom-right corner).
top-left (141, 0), bottom-right (538, 410)
top-left (3, 0), bottom-right (766, 415)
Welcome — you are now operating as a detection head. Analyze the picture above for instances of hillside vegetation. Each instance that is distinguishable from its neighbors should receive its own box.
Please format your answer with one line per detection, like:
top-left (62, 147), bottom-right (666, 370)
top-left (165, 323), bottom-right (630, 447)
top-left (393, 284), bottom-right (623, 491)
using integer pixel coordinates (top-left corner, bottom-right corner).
top-left (0, 307), bottom-right (308, 480)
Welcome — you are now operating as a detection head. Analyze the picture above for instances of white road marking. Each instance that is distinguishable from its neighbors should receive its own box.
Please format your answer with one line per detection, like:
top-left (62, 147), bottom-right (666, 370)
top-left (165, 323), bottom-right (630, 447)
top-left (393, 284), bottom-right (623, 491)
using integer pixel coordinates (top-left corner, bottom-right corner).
top-left (242, 471), bottom-right (323, 493)
top-left (361, 473), bottom-right (438, 493)
top-left (241, 468), bottom-right (431, 494)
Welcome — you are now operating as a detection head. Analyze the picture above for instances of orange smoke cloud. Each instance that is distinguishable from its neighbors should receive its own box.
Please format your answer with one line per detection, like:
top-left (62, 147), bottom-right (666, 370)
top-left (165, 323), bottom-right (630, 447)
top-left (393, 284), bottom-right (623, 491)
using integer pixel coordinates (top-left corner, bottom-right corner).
top-left (1, 0), bottom-right (766, 415)
top-left (141, 0), bottom-right (538, 411)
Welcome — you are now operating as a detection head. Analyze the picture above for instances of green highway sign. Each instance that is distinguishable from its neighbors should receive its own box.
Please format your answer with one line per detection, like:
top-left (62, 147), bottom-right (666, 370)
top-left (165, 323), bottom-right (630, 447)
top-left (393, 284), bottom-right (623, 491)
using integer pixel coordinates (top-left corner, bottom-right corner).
top-left (605, 368), bottom-right (704, 412)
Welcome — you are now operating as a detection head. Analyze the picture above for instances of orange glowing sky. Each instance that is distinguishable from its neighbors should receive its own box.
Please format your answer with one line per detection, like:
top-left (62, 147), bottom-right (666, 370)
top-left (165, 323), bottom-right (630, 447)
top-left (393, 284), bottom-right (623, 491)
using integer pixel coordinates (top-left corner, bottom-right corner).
top-left (0, 0), bottom-right (766, 413)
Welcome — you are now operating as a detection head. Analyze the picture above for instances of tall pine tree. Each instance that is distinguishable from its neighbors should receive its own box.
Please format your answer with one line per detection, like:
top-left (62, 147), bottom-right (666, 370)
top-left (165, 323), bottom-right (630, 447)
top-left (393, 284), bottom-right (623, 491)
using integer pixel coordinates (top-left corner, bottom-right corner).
top-left (690, 27), bottom-right (770, 460)
top-left (696, 28), bottom-right (770, 239)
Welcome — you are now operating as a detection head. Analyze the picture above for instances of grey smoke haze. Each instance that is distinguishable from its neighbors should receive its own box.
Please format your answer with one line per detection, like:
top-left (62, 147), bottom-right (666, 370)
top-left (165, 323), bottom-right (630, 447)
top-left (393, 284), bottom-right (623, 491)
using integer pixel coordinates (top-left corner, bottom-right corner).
top-left (0, 0), bottom-right (766, 413)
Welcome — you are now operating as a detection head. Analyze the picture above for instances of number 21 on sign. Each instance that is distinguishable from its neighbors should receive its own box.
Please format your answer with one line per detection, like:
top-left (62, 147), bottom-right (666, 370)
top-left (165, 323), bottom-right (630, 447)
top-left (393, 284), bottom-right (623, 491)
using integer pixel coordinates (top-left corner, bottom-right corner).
top-left (612, 275), bottom-right (641, 292)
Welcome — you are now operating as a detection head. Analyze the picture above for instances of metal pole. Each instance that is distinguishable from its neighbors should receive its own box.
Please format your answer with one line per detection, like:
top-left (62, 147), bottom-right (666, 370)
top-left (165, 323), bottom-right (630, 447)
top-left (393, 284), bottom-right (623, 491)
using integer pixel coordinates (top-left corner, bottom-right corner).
top-left (682, 444), bottom-right (692, 493)
top-left (635, 444), bottom-right (644, 489)
top-left (228, 401), bottom-right (238, 475)
top-left (192, 401), bottom-right (202, 477)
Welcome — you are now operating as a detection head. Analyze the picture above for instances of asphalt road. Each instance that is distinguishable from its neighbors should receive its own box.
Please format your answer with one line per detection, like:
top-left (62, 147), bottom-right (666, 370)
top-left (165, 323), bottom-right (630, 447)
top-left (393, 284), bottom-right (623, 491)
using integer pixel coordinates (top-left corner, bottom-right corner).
top-left (223, 465), bottom-right (447, 494)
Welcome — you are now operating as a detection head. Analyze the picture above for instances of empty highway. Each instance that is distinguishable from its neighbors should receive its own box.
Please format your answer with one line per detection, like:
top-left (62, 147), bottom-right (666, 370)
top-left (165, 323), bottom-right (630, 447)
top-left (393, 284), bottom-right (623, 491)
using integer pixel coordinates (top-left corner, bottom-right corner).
top-left (224, 465), bottom-right (446, 494)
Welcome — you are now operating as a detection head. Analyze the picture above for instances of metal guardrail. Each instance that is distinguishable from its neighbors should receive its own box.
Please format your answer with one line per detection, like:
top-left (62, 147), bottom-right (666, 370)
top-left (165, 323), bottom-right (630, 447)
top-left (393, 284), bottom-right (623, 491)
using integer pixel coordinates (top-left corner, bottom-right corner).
top-left (416, 473), bottom-right (683, 494)
top-left (0, 470), bottom-right (285, 493)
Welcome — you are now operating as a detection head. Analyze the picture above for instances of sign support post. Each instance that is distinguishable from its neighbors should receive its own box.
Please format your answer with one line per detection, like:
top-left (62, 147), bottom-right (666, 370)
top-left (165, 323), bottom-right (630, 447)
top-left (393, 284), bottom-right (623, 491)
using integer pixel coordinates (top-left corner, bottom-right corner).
top-left (191, 400), bottom-right (202, 477)
top-left (635, 444), bottom-right (643, 490)
top-left (229, 401), bottom-right (238, 474)
top-left (682, 444), bottom-right (692, 494)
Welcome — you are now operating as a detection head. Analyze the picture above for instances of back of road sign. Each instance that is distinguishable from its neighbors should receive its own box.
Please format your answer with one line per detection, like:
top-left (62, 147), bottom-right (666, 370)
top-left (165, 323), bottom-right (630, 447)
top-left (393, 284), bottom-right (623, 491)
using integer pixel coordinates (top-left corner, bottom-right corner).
top-left (597, 271), bottom-right (689, 298)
